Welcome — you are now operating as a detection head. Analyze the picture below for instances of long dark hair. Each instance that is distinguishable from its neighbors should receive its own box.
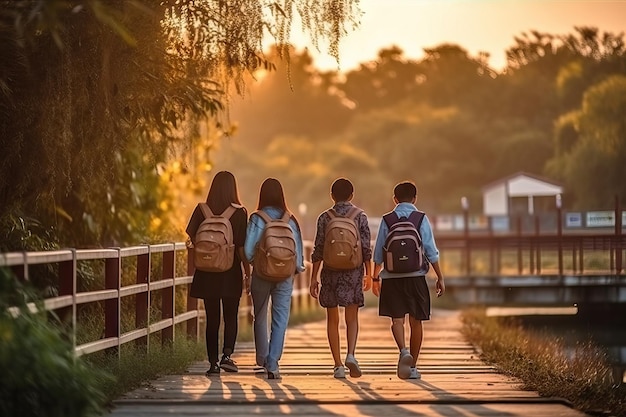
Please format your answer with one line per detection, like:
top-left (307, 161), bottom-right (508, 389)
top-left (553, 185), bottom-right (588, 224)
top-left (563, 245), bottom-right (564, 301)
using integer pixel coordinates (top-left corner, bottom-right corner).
top-left (257, 177), bottom-right (301, 231)
top-left (206, 171), bottom-right (241, 213)
top-left (256, 177), bottom-right (288, 212)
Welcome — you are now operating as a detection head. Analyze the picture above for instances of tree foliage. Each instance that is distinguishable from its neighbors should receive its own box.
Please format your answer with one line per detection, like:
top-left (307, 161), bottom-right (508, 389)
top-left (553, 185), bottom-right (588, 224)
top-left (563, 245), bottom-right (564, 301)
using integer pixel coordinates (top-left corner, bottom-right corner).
top-left (219, 26), bottom-right (626, 222)
top-left (547, 75), bottom-right (626, 208)
top-left (0, 0), bottom-right (361, 249)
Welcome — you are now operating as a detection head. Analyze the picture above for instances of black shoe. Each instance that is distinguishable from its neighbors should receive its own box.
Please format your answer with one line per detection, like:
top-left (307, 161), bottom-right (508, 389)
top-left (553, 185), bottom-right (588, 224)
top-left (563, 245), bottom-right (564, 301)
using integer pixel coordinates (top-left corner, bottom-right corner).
top-left (219, 355), bottom-right (239, 372)
top-left (205, 363), bottom-right (220, 377)
top-left (267, 369), bottom-right (281, 380)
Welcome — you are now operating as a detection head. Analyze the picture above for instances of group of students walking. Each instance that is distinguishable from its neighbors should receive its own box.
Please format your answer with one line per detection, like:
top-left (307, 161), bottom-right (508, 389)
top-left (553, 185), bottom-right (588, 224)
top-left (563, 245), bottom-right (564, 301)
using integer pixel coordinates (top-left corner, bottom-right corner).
top-left (185, 171), bottom-right (445, 381)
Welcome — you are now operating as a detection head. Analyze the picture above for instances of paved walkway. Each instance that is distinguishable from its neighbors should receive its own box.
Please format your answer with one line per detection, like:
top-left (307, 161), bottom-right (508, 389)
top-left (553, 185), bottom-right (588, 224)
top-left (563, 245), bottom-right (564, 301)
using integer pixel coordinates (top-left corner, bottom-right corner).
top-left (108, 308), bottom-right (589, 416)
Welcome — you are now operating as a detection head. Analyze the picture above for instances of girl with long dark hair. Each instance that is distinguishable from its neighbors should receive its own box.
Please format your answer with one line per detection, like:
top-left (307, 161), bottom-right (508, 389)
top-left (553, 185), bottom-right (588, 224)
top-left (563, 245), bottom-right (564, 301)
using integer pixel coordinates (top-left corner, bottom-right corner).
top-left (244, 178), bottom-right (305, 379)
top-left (186, 171), bottom-right (250, 377)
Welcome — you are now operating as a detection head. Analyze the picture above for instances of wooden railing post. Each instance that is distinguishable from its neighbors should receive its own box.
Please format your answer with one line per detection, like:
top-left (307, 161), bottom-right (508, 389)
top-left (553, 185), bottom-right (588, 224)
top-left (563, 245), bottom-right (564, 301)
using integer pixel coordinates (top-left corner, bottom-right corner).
top-left (557, 207), bottom-right (563, 278)
top-left (616, 195), bottom-right (622, 275)
top-left (136, 246), bottom-right (150, 351)
top-left (105, 249), bottom-right (121, 358)
top-left (463, 205), bottom-right (470, 276)
top-left (516, 216), bottom-right (523, 274)
top-left (58, 250), bottom-right (76, 349)
top-left (579, 240), bottom-right (584, 274)
top-left (488, 217), bottom-right (495, 275)
top-left (186, 247), bottom-right (198, 339)
top-left (535, 216), bottom-right (541, 275)
top-left (162, 247), bottom-right (175, 345)
top-left (12, 252), bottom-right (27, 281)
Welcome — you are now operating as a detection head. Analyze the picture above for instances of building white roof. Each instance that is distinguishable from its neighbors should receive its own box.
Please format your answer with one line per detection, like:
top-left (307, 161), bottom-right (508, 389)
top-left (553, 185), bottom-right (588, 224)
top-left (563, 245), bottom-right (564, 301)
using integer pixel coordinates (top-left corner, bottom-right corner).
top-left (482, 172), bottom-right (564, 215)
top-left (483, 172), bottom-right (563, 197)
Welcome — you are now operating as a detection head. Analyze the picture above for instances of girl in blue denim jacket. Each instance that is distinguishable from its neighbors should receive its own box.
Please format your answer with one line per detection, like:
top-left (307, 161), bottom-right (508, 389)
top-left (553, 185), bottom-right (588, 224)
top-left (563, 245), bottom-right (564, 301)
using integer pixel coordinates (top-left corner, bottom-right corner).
top-left (244, 178), bottom-right (305, 379)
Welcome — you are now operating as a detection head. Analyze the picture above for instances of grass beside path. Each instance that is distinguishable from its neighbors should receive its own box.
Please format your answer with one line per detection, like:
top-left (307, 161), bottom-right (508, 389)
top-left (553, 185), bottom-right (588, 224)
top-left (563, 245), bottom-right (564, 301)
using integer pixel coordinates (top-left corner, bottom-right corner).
top-left (460, 308), bottom-right (626, 417)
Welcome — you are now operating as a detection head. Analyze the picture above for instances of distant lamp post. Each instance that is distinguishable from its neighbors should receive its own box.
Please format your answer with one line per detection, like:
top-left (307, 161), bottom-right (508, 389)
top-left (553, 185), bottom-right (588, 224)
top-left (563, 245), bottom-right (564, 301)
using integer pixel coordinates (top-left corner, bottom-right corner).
top-left (555, 194), bottom-right (563, 277)
top-left (461, 197), bottom-right (470, 275)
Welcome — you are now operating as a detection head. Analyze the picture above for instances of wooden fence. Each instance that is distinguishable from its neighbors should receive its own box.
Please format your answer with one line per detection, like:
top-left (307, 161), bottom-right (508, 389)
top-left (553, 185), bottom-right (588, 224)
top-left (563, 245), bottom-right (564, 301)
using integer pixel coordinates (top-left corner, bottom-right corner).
top-left (0, 243), bottom-right (316, 358)
top-left (436, 232), bottom-right (625, 277)
top-left (1, 232), bottom-right (624, 359)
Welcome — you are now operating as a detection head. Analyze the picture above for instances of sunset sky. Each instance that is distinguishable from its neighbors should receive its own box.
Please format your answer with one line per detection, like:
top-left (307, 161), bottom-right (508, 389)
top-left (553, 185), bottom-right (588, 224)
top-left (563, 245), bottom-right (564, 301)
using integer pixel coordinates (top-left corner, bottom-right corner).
top-left (288, 0), bottom-right (626, 72)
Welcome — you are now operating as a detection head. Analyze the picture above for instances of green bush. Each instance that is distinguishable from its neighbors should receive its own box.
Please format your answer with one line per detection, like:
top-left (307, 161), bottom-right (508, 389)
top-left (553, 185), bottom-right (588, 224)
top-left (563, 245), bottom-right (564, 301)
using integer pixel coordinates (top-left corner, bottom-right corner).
top-left (0, 267), bottom-right (111, 417)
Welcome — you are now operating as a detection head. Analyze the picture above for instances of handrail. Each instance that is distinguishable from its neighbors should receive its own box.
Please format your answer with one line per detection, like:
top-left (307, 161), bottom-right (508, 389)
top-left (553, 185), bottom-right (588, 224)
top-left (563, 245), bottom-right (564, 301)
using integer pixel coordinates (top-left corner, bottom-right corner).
top-left (1, 243), bottom-right (197, 358)
top-left (1, 233), bottom-right (623, 359)
top-left (0, 242), bottom-right (318, 358)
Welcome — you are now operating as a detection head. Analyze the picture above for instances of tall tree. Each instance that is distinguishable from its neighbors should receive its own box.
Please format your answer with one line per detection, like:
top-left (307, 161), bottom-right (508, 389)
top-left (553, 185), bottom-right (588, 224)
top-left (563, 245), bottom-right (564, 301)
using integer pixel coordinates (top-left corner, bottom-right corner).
top-left (547, 75), bottom-right (626, 208)
top-left (0, 0), bottom-right (361, 249)
top-left (340, 46), bottom-right (422, 110)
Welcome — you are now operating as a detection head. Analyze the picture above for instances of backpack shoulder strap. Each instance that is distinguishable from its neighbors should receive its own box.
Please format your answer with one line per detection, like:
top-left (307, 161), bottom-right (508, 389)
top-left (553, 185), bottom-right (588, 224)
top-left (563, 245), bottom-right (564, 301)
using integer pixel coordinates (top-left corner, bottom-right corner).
top-left (409, 210), bottom-right (426, 224)
top-left (221, 205), bottom-right (236, 219)
top-left (407, 211), bottom-right (426, 231)
top-left (254, 210), bottom-right (272, 225)
top-left (199, 203), bottom-right (213, 218)
top-left (280, 210), bottom-right (292, 223)
top-left (383, 211), bottom-right (400, 228)
top-left (327, 208), bottom-right (338, 219)
top-left (346, 206), bottom-right (363, 221)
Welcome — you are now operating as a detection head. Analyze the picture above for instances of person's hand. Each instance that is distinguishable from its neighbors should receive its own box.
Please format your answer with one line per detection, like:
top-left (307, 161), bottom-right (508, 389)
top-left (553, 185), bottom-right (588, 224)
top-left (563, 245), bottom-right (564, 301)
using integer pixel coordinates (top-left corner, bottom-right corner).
top-left (372, 278), bottom-right (381, 297)
top-left (363, 275), bottom-right (372, 291)
top-left (244, 275), bottom-right (251, 295)
top-left (436, 277), bottom-right (445, 297)
top-left (309, 280), bottom-right (320, 299)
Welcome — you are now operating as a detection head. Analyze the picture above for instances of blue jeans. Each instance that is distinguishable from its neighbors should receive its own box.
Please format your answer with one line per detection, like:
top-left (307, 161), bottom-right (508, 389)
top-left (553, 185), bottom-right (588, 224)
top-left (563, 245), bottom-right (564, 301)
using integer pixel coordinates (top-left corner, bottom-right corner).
top-left (251, 274), bottom-right (293, 372)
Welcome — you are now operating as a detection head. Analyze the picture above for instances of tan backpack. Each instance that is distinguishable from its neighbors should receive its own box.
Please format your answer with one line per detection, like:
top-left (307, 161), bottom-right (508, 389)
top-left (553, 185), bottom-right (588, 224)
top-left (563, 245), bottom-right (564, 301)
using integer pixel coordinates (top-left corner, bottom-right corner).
top-left (322, 207), bottom-right (363, 270)
top-left (194, 204), bottom-right (236, 272)
top-left (253, 210), bottom-right (297, 281)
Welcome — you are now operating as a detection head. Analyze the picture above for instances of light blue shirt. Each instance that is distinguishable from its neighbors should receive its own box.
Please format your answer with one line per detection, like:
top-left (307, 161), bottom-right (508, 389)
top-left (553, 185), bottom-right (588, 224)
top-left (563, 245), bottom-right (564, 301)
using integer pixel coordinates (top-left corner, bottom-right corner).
top-left (244, 207), bottom-right (305, 273)
top-left (373, 202), bottom-right (439, 278)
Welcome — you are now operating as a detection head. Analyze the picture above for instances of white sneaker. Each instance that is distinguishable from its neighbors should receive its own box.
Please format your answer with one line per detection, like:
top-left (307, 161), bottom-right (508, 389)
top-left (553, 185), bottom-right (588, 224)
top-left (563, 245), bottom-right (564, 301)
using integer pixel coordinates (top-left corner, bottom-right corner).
top-left (409, 367), bottom-right (421, 379)
top-left (333, 365), bottom-right (346, 379)
top-left (397, 348), bottom-right (413, 379)
top-left (345, 354), bottom-right (362, 378)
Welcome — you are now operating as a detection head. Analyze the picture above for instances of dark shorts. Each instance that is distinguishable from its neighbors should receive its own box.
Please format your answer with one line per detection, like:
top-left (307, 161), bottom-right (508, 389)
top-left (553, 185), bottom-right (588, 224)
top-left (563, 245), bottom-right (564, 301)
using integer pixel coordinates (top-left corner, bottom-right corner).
top-left (378, 276), bottom-right (431, 320)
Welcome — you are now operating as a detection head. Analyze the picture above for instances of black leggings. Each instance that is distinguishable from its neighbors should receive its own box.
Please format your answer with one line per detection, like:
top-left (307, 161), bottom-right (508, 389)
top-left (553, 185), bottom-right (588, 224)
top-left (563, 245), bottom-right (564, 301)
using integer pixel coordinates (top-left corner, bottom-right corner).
top-left (204, 297), bottom-right (241, 364)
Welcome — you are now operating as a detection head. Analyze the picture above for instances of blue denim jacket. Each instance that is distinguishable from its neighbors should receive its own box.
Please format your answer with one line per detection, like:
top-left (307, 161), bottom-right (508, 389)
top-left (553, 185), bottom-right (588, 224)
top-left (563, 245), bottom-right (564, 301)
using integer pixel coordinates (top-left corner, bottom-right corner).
top-left (244, 207), bottom-right (305, 273)
top-left (373, 202), bottom-right (439, 278)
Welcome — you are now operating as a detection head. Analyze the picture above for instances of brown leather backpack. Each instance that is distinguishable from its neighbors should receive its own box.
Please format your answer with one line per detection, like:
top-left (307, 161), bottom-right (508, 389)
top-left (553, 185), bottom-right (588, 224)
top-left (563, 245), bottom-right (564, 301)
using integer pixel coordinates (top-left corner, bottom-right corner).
top-left (253, 210), bottom-right (297, 281)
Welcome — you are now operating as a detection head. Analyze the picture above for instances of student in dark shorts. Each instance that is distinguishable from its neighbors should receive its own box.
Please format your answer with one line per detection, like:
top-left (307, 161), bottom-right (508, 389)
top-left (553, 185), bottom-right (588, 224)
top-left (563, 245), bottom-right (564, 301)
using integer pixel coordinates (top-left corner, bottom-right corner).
top-left (372, 181), bottom-right (445, 379)
top-left (309, 178), bottom-right (372, 378)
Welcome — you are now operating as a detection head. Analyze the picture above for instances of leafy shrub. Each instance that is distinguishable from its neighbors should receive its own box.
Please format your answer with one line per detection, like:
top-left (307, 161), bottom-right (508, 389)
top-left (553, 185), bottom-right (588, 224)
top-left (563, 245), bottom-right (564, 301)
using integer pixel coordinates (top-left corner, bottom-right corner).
top-left (0, 267), bottom-right (111, 417)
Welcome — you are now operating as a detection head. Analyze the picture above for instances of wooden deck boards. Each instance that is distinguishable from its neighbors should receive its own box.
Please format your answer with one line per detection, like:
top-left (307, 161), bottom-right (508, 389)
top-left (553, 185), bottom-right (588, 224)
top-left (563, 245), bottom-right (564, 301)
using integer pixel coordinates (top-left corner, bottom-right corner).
top-left (108, 308), bottom-right (589, 416)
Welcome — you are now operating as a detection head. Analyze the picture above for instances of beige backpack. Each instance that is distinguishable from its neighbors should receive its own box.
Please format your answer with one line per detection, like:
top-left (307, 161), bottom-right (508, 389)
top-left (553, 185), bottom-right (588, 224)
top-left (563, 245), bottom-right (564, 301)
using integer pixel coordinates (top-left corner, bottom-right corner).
top-left (322, 207), bottom-right (363, 270)
top-left (253, 210), bottom-right (297, 281)
top-left (194, 204), bottom-right (236, 272)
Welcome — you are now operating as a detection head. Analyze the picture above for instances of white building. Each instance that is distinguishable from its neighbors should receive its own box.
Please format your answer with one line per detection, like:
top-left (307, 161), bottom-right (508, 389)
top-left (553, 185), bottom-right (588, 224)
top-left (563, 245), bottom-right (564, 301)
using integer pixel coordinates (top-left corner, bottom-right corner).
top-left (482, 172), bottom-right (563, 216)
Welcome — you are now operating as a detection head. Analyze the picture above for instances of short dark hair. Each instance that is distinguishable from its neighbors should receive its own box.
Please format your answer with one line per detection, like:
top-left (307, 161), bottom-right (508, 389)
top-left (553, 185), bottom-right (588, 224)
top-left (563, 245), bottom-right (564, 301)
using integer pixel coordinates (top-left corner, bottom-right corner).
top-left (331, 178), bottom-right (354, 202)
top-left (394, 181), bottom-right (417, 202)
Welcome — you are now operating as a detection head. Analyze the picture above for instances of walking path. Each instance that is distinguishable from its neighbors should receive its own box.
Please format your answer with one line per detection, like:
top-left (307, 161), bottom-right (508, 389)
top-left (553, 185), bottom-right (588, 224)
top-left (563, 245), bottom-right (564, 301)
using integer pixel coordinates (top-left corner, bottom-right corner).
top-left (107, 308), bottom-right (589, 416)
